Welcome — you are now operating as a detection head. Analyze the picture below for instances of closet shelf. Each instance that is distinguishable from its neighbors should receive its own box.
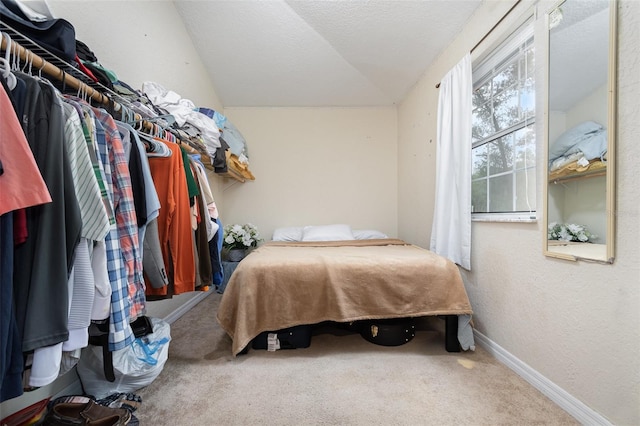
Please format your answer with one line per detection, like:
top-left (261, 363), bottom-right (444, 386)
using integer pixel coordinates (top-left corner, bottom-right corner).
top-left (217, 151), bottom-right (255, 182)
top-left (1, 22), bottom-right (253, 184)
top-left (549, 166), bottom-right (606, 184)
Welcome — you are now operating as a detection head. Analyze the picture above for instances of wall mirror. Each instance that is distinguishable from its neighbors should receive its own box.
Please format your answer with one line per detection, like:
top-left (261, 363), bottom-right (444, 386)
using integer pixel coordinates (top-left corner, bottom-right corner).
top-left (543, 0), bottom-right (617, 263)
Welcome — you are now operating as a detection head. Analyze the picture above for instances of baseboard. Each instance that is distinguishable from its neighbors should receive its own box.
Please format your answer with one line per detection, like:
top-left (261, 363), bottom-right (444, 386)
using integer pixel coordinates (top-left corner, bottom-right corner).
top-left (162, 289), bottom-right (212, 324)
top-left (0, 369), bottom-right (83, 418)
top-left (473, 330), bottom-right (612, 425)
top-left (55, 372), bottom-right (84, 397)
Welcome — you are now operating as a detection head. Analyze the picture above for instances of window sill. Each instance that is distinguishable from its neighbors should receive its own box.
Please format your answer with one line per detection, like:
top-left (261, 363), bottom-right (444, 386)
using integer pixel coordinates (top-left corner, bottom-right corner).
top-left (472, 213), bottom-right (537, 223)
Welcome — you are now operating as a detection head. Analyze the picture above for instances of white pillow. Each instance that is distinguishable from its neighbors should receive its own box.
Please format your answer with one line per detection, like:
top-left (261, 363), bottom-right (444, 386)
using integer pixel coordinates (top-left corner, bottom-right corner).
top-left (353, 229), bottom-right (388, 240)
top-left (301, 224), bottom-right (354, 242)
top-left (272, 227), bottom-right (303, 242)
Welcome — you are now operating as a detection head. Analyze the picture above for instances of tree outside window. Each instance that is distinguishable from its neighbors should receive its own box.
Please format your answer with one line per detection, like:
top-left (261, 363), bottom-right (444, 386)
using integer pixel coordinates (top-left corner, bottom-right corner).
top-left (472, 32), bottom-right (535, 216)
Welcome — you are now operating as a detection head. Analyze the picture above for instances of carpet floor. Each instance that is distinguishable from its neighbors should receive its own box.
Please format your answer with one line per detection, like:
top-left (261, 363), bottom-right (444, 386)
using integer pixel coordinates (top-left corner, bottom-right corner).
top-left (134, 292), bottom-right (577, 425)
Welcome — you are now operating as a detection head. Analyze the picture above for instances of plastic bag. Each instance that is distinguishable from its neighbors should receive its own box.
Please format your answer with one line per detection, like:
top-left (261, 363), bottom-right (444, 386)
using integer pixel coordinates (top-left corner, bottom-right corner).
top-left (77, 317), bottom-right (171, 399)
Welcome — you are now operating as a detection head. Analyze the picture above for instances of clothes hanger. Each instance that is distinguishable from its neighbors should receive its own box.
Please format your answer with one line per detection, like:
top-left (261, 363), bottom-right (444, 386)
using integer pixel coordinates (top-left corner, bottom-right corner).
top-left (0, 58), bottom-right (17, 90)
top-left (61, 70), bottom-right (67, 92)
top-left (0, 33), bottom-right (17, 90)
top-left (10, 38), bottom-right (20, 73)
top-left (21, 49), bottom-right (30, 74)
top-left (138, 130), bottom-right (171, 158)
top-left (146, 114), bottom-right (176, 127)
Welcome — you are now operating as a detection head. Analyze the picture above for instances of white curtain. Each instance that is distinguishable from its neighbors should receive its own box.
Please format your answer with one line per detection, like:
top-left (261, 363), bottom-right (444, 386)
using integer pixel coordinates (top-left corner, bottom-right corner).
top-left (430, 53), bottom-right (472, 270)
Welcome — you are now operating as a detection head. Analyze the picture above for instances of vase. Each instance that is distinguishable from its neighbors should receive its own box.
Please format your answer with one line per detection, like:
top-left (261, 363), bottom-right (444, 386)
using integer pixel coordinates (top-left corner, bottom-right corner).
top-left (227, 248), bottom-right (247, 262)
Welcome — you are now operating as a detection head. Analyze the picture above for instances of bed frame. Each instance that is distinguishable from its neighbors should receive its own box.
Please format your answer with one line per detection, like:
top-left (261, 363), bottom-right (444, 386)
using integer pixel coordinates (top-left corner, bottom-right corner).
top-left (217, 239), bottom-right (474, 356)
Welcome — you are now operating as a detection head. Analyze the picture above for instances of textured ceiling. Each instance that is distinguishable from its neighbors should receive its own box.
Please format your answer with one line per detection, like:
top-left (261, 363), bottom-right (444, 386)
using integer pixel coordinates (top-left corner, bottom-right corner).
top-left (174, 0), bottom-right (482, 107)
top-left (549, 1), bottom-right (610, 112)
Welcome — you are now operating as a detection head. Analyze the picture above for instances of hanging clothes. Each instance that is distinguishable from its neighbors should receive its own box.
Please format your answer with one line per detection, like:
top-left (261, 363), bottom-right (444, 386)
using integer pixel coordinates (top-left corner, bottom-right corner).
top-left (116, 121), bottom-right (147, 228)
top-left (89, 107), bottom-right (142, 350)
top-left (0, 78), bottom-right (51, 402)
top-left (117, 121), bottom-right (168, 291)
top-left (12, 73), bottom-right (82, 353)
top-left (211, 217), bottom-right (224, 290)
top-left (145, 139), bottom-right (196, 299)
top-left (24, 100), bottom-right (103, 389)
top-left (60, 98), bottom-right (111, 241)
top-left (116, 121), bottom-right (161, 239)
top-left (1, 29), bottom-right (225, 398)
top-left (189, 157), bottom-right (213, 289)
top-left (190, 155), bottom-right (220, 240)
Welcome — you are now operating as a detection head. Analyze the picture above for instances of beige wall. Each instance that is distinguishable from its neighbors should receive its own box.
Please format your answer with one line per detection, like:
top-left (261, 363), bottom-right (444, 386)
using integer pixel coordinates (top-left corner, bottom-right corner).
top-left (397, 1), bottom-right (640, 424)
top-left (221, 107), bottom-right (398, 240)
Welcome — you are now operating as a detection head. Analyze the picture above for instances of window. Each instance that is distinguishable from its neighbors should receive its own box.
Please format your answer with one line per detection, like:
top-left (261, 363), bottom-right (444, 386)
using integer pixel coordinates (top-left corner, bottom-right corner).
top-left (471, 22), bottom-right (535, 221)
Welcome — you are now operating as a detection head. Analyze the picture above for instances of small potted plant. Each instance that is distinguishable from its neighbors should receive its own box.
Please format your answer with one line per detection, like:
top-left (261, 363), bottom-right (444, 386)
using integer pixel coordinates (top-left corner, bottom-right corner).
top-left (223, 223), bottom-right (262, 261)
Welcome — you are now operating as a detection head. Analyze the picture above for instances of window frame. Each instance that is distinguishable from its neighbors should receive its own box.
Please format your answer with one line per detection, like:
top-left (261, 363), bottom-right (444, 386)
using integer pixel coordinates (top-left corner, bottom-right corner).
top-left (471, 20), bottom-right (537, 223)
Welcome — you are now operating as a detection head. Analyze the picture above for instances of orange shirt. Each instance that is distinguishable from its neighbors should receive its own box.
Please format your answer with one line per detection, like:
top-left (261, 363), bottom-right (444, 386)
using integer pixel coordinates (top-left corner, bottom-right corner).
top-left (145, 140), bottom-right (195, 296)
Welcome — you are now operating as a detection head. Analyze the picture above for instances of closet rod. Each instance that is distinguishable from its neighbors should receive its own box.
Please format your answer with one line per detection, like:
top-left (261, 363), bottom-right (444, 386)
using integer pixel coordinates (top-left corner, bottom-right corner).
top-left (1, 35), bottom-right (109, 105)
top-left (1, 33), bottom-right (209, 163)
top-left (435, 0), bottom-right (522, 89)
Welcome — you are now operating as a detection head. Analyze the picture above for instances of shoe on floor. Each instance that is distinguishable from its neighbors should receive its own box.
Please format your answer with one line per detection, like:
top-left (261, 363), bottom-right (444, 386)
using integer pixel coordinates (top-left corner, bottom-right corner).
top-left (44, 399), bottom-right (131, 425)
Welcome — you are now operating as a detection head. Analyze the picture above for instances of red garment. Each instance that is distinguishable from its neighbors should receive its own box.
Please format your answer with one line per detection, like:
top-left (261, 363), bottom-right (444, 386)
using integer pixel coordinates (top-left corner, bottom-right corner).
top-left (74, 55), bottom-right (99, 83)
top-left (13, 208), bottom-right (27, 244)
top-left (145, 140), bottom-right (195, 296)
top-left (0, 84), bottom-right (52, 216)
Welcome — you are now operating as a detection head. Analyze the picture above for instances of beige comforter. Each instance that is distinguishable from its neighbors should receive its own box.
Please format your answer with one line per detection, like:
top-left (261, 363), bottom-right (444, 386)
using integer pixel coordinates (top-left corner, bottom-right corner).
top-left (217, 239), bottom-right (473, 355)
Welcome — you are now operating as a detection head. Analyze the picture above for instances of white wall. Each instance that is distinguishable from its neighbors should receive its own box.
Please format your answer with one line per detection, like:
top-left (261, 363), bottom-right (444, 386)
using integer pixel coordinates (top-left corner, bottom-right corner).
top-left (564, 84), bottom-right (609, 130)
top-left (397, 1), bottom-right (640, 424)
top-left (220, 107), bottom-right (398, 240)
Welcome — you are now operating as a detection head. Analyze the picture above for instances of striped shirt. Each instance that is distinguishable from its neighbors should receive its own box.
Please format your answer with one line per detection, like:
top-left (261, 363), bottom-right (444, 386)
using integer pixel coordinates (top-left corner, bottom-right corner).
top-left (63, 96), bottom-right (115, 226)
top-left (60, 101), bottom-right (110, 242)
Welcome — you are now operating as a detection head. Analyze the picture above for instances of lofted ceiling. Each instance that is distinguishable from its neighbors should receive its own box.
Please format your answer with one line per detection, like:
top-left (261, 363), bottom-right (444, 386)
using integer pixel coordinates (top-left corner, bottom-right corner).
top-left (174, 0), bottom-right (483, 107)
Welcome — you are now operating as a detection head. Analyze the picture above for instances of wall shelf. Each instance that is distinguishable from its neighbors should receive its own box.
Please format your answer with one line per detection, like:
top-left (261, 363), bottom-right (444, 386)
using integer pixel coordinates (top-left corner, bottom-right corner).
top-left (549, 161), bottom-right (606, 184)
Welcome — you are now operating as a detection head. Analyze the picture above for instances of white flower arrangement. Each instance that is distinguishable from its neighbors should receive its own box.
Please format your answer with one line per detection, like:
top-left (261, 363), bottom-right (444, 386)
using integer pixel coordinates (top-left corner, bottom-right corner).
top-left (548, 222), bottom-right (596, 243)
top-left (223, 223), bottom-right (262, 250)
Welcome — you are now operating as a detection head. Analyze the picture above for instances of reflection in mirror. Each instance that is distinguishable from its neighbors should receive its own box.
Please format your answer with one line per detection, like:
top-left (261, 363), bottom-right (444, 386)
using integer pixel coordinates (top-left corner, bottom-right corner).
top-left (544, 0), bottom-right (616, 263)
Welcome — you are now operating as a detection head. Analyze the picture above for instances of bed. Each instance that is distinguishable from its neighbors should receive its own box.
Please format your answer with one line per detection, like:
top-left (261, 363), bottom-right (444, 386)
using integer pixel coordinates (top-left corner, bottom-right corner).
top-left (217, 226), bottom-right (475, 356)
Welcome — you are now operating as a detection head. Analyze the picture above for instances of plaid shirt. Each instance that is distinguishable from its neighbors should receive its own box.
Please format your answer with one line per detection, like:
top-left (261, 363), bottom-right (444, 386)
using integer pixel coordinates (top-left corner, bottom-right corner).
top-left (91, 108), bottom-right (147, 350)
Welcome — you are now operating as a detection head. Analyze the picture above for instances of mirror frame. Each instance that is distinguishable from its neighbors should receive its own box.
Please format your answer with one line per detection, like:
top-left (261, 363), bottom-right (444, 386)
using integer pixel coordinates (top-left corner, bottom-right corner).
top-left (543, 0), bottom-right (617, 263)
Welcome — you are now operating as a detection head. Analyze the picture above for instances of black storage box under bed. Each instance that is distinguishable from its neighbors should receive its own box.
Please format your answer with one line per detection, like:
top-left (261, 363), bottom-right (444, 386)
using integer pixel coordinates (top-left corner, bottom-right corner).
top-left (251, 325), bottom-right (312, 351)
top-left (359, 317), bottom-right (416, 346)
